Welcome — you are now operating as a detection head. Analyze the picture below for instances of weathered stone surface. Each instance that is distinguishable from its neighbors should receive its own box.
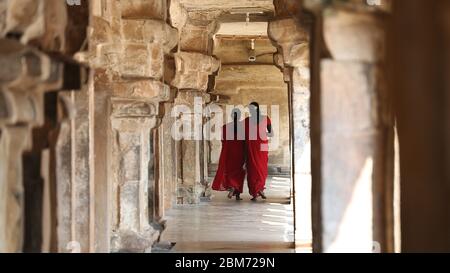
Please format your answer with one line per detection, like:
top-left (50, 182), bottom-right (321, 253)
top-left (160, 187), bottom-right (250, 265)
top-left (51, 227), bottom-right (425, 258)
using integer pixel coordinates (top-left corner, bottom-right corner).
top-left (1, 0), bottom-right (68, 51)
top-left (120, 43), bottom-right (164, 79)
top-left (179, 0), bottom-right (274, 11)
top-left (110, 80), bottom-right (171, 102)
top-left (323, 8), bottom-right (385, 62)
top-left (268, 18), bottom-right (309, 66)
top-left (172, 52), bottom-right (220, 91)
top-left (169, 0), bottom-right (188, 30)
top-left (121, 0), bottom-right (167, 20)
top-left (319, 58), bottom-right (387, 252)
top-left (321, 61), bottom-right (380, 133)
top-left (121, 19), bottom-right (178, 53)
top-left (179, 20), bottom-right (218, 53)
top-left (55, 91), bottom-right (93, 253)
top-left (109, 98), bottom-right (161, 252)
top-left (83, 0), bottom-right (181, 253)
top-left (0, 126), bottom-right (29, 252)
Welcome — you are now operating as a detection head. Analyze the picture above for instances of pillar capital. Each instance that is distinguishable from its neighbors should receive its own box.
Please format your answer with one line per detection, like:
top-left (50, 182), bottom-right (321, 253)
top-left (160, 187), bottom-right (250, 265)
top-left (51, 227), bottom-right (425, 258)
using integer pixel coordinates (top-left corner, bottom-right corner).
top-left (1, 0), bottom-right (68, 51)
top-left (178, 12), bottom-right (221, 54)
top-left (268, 18), bottom-right (309, 67)
top-left (171, 52), bottom-right (221, 91)
top-left (323, 8), bottom-right (386, 63)
top-left (121, 19), bottom-right (178, 54)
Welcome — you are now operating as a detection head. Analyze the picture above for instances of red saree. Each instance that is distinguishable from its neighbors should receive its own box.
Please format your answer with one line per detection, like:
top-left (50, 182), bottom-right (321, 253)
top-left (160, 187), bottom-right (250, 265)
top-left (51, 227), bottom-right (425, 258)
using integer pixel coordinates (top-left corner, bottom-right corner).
top-left (245, 116), bottom-right (271, 197)
top-left (212, 122), bottom-right (246, 193)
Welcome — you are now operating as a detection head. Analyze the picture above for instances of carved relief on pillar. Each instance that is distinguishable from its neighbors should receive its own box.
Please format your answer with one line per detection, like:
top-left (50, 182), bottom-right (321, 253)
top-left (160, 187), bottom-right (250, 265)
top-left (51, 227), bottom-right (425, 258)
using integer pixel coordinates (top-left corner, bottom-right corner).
top-left (171, 52), bottom-right (220, 91)
top-left (109, 98), bottom-right (161, 253)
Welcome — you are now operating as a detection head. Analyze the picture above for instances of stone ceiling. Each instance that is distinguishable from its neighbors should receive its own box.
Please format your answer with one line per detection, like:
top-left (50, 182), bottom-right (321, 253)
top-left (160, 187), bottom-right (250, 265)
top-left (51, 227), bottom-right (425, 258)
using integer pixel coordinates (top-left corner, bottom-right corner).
top-left (179, 0), bottom-right (274, 37)
top-left (179, 0), bottom-right (274, 12)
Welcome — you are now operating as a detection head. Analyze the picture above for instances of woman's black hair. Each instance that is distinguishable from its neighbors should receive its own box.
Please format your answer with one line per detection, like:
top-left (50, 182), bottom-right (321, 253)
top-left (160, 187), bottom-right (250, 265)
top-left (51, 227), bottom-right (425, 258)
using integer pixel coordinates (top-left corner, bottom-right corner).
top-left (232, 108), bottom-right (241, 139)
top-left (250, 102), bottom-right (260, 124)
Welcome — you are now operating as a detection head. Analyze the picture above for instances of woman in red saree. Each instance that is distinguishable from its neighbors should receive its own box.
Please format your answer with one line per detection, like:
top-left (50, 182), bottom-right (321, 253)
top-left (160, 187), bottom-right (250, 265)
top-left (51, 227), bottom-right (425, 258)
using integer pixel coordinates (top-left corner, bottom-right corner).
top-left (212, 109), bottom-right (246, 200)
top-left (245, 102), bottom-right (273, 201)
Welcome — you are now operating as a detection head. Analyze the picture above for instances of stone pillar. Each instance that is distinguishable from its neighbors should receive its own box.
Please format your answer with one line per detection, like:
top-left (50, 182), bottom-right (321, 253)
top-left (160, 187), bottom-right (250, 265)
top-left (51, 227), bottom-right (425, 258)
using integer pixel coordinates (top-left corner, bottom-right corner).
top-left (170, 6), bottom-right (221, 204)
top-left (0, 39), bottom-right (65, 252)
top-left (389, 0), bottom-right (450, 252)
top-left (109, 98), bottom-right (163, 252)
top-left (55, 88), bottom-right (94, 253)
top-left (317, 6), bottom-right (392, 252)
top-left (78, 0), bottom-right (178, 252)
top-left (268, 5), bottom-right (312, 249)
top-left (173, 91), bottom-right (214, 204)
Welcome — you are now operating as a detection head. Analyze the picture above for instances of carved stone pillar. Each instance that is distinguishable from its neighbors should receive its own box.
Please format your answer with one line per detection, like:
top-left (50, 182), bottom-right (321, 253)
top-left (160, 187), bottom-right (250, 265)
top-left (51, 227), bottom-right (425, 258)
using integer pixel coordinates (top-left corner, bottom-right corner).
top-left (79, 0), bottom-right (178, 252)
top-left (0, 38), bottom-right (64, 252)
top-left (268, 9), bottom-right (312, 249)
top-left (55, 88), bottom-right (94, 253)
top-left (109, 99), bottom-right (162, 253)
top-left (173, 91), bottom-right (212, 204)
top-left (169, 5), bottom-right (221, 204)
top-left (318, 7), bottom-right (392, 252)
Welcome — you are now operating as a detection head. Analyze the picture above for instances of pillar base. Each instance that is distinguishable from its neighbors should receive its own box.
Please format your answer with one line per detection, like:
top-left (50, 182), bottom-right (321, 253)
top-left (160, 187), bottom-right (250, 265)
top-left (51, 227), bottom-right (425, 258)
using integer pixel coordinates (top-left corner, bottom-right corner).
top-left (177, 184), bottom-right (205, 205)
top-left (111, 228), bottom-right (160, 253)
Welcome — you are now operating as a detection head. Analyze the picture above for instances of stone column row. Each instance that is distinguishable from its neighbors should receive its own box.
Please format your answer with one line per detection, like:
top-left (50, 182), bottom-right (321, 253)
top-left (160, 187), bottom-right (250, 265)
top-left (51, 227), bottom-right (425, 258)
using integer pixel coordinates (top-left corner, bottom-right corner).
top-left (0, 0), bottom-right (85, 253)
top-left (169, 2), bottom-right (221, 204)
top-left (269, 0), bottom-right (312, 249)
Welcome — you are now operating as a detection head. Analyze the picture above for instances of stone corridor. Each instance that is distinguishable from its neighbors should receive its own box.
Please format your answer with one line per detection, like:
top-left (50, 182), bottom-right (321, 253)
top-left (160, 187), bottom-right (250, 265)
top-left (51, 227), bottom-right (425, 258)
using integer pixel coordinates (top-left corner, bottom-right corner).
top-left (161, 176), bottom-right (298, 253)
top-left (1, 0), bottom-right (450, 253)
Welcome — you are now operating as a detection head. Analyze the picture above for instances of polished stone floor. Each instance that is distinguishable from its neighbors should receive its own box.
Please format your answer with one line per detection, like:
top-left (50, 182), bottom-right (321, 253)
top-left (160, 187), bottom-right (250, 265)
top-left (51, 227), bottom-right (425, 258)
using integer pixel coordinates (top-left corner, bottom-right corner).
top-left (160, 176), bottom-right (299, 253)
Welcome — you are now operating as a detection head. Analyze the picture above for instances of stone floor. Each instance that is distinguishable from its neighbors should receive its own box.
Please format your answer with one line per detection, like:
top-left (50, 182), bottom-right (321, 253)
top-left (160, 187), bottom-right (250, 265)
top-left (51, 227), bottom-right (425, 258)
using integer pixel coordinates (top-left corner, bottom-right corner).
top-left (160, 176), bottom-right (302, 253)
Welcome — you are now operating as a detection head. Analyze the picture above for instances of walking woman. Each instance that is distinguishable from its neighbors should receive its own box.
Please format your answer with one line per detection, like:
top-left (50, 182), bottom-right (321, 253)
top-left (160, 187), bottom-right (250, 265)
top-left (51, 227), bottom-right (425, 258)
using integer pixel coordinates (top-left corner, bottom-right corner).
top-left (245, 102), bottom-right (273, 201)
top-left (212, 108), bottom-right (246, 200)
